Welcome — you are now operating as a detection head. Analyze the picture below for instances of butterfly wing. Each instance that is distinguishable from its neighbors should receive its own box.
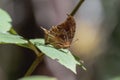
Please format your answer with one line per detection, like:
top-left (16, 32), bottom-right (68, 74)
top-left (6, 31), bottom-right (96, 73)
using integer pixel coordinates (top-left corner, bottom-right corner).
top-left (57, 15), bottom-right (76, 43)
top-left (42, 15), bottom-right (76, 48)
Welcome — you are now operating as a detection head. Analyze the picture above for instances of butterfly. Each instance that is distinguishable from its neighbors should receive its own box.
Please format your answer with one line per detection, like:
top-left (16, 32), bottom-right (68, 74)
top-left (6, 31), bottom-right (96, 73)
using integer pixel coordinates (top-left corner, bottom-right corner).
top-left (41, 14), bottom-right (76, 49)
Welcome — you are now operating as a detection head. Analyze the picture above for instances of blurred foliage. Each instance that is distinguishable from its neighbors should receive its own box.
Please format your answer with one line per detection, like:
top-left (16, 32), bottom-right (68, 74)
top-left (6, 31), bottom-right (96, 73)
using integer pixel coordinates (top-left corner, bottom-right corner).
top-left (19, 76), bottom-right (57, 80)
top-left (95, 0), bottom-right (120, 80)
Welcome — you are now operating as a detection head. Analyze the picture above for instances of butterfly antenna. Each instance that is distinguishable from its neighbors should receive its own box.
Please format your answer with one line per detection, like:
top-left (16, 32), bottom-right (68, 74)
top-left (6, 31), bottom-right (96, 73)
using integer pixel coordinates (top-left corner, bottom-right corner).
top-left (40, 26), bottom-right (48, 34)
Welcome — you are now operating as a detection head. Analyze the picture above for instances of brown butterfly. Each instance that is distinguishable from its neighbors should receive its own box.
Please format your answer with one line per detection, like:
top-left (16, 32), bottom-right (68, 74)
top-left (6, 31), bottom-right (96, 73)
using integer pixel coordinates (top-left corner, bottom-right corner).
top-left (41, 14), bottom-right (76, 49)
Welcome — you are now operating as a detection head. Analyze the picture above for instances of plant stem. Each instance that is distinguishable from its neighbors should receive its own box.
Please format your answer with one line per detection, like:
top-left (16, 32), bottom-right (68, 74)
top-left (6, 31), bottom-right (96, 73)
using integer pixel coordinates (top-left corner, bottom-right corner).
top-left (24, 55), bottom-right (44, 76)
top-left (70, 0), bottom-right (85, 16)
top-left (24, 41), bottom-right (44, 76)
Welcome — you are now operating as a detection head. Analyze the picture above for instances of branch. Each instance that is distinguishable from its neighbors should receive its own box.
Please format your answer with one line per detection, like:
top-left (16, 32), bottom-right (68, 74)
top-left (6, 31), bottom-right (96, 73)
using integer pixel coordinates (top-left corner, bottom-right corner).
top-left (70, 0), bottom-right (85, 16)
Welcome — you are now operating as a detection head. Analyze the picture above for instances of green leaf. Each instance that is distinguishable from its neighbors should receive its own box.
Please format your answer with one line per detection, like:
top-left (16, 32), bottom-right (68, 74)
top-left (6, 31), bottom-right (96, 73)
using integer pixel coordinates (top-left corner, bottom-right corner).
top-left (0, 32), bottom-right (28, 44)
top-left (0, 8), bottom-right (12, 33)
top-left (0, 9), bottom-right (11, 22)
top-left (30, 39), bottom-right (81, 74)
top-left (0, 22), bottom-right (12, 33)
top-left (19, 76), bottom-right (57, 80)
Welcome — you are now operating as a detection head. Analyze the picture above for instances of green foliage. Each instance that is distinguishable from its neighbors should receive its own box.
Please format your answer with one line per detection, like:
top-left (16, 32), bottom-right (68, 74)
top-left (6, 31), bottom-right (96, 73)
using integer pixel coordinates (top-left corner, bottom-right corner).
top-left (30, 39), bottom-right (81, 73)
top-left (0, 33), bottom-right (27, 44)
top-left (0, 9), bottom-right (12, 33)
top-left (0, 8), bottom-right (85, 79)
top-left (19, 76), bottom-right (57, 80)
top-left (0, 9), bottom-right (28, 44)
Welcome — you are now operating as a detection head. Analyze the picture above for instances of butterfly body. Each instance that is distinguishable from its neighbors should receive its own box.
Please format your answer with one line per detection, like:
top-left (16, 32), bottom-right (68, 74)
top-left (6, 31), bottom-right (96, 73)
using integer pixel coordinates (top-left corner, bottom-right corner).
top-left (41, 15), bottom-right (76, 49)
